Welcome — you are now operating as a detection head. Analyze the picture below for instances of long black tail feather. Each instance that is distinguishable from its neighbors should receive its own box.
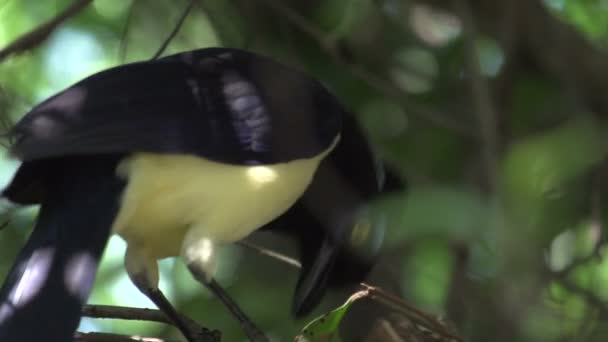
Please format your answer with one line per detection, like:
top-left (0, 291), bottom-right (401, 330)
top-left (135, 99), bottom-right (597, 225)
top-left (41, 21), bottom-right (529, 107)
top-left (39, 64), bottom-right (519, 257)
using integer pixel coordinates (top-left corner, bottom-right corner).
top-left (0, 156), bottom-right (123, 342)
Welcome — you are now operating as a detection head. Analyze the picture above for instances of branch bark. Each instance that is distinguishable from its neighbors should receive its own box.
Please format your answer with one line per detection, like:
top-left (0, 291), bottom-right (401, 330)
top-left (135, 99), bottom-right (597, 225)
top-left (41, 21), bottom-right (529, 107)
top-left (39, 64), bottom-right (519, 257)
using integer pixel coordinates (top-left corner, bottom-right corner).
top-left (81, 305), bottom-right (220, 342)
top-left (0, 0), bottom-right (94, 62)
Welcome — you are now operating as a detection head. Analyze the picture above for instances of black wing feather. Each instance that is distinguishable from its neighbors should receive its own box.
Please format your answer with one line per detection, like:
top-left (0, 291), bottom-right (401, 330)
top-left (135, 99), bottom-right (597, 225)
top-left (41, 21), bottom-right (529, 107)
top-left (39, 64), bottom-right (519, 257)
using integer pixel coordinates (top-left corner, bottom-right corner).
top-left (0, 156), bottom-right (124, 341)
top-left (10, 48), bottom-right (334, 165)
top-left (11, 58), bottom-right (224, 161)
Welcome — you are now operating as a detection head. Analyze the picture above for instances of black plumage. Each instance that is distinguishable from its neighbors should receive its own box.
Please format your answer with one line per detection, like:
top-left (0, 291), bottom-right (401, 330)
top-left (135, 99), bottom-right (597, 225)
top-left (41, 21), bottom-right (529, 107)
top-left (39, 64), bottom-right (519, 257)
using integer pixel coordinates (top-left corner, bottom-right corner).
top-left (0, 47), bottom-right (397, 341)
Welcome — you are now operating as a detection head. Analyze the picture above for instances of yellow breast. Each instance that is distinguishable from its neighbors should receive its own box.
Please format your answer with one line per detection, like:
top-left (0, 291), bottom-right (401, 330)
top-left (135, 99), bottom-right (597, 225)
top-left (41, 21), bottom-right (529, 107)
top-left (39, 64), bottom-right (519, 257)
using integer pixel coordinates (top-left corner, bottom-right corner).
top-left (111, 138), bottom-right (337, 260)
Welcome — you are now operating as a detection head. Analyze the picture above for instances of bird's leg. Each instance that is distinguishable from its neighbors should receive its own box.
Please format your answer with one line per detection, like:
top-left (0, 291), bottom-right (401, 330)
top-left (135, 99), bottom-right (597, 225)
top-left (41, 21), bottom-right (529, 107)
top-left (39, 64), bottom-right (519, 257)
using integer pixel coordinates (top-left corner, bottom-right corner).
top-left (181, 232), bottom-right (269, 342)
top-left (124, 246), bottom-right (202, 342)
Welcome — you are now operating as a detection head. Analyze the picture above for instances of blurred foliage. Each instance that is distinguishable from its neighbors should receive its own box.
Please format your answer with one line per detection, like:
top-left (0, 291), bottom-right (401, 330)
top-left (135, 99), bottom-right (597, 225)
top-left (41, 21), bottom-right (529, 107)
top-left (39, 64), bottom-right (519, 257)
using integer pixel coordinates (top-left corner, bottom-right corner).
top-left (2, 0), bottom-right (608, 341)
top-left (546, 0), bottom-right (608, 45)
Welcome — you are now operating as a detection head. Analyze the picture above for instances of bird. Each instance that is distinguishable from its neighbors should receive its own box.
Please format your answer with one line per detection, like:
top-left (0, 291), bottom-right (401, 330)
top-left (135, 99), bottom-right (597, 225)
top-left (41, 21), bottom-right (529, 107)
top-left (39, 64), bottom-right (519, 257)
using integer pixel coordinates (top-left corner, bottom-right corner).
top-left (0, 47), bottom-right (393, 341)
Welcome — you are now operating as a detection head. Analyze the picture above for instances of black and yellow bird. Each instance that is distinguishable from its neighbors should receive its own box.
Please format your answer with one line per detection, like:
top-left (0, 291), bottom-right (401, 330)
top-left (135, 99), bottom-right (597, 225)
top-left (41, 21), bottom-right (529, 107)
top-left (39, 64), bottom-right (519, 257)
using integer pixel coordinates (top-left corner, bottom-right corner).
top-left (0, 48), bottom-right (392, 341)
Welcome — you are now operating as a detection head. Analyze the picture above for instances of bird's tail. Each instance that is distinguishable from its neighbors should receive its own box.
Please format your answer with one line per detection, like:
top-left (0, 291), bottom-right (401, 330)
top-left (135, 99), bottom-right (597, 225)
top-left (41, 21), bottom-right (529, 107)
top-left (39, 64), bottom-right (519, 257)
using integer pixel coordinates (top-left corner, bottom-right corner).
top-left (0, 157), bottom-right (123, 342)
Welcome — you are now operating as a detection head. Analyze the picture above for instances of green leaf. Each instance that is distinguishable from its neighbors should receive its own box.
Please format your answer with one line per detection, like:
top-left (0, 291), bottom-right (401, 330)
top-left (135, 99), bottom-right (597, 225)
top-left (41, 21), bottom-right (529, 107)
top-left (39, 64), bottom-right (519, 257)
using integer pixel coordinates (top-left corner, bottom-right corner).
top-left (313, 0), bottom-right (373, 39)
top-left (402, 241), bottom-right (453, 311)
top-left (372, 186), bottom-right (490, 246)
top-left (296, 290), bottom-right (368, 342)
top-left (501, 117), bottom-right (606, 241)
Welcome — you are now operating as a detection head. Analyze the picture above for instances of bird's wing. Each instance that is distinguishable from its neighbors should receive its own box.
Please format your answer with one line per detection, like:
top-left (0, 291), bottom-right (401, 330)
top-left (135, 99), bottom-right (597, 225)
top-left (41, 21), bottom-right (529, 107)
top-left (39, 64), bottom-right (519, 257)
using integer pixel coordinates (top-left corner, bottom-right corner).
top-left (9, 49), bottom-right (280, 165)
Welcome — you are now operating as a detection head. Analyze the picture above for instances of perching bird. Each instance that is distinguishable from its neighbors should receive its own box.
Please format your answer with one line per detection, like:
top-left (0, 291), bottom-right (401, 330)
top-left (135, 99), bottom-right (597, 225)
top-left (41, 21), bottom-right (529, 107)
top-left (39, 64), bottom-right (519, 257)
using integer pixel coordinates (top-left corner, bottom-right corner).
top-left (0, 47), bottom-right (391, 341)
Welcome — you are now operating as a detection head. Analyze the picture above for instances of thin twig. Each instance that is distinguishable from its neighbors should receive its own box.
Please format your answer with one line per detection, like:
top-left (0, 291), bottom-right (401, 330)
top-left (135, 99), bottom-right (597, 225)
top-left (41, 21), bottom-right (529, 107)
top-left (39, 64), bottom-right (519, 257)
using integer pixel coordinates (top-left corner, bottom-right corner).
top-left (119, 0), bottom-right (139, 61)
top-left (361, 284), bottom-right (464, 342)
top-left (547, 176), bottom-right (608, 318)
top-left (553, 166), bottom-right (606, 278)
top-left (83, 304), bottom-right (176, 324)
top-left (0, 0), bottom-right (93, 62)
top-left (238, 240), bottom-right (464, 341)
top-left (365, 319), bottom-right (406, 342)
top-left (82, 305), bottom-right (219, 342)
top-left (74, 331), bottom-right (174, 342)
top-left (454, 0), bottom-right (500, 192)
top-left (0, 218), bottom-right (9, 231)
top-left (558, 278), bottom-right (608, 319)
top-left (589, 164), bottom-right (605, 257)
top-left (237, 240), bottom-right (302, 269)
top-left (548, 165), bottom-right (607, 327)
top-left (151, 0), bottom-right (195, 60)
top-left (554, 241), bottom-right (606, 280)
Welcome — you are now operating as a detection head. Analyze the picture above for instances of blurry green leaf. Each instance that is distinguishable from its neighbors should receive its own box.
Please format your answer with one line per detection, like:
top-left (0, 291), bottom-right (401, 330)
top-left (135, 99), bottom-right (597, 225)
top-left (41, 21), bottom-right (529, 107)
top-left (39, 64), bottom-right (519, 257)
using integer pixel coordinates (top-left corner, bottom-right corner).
top-left (0, 150), bottom-right (19, 190)
top-left (574, 223), bottom-right (601, 258)
top-left (505, 117), bottom-right (603, 190)
top-left (476, 38), bottom-right (504, 77)
top-left (313, 0), bottom-right (372, 39)
top-left (409, 4), bottom-right (462, 47)
top-left (509, 76), bottom-right (566, 136)
top-left (381, 124), bottom-right (465, 181)
top-left (524, 291), bottom-right (586, 341)
top-left (402, 241), bottom-right (453, 310)
top-left (359, 99), bottom-right (408, 140)
top-left (372, 186), bottom-right (489, 247)
top-left (200, 0), bottom-right (247, 48)
top-left (547, 0), bottom-right (608, 45)
top-left (549, 221), bottom-right (602, 272)
top-left (92, 0), bottom-right (133, 20)
top-left (549, 229), bottom-right (578, 271)
top-left (296, 290), bottom-right (368, 342)
top-left (0, 0), bottom-right (40, 46)
top-left (391, 47), bottom-right (438, 93)
top-left (571, 262), bottom-right (594, 290)
top-left (502, 117), bottom-right (605, 238)
top-left (592, 246), bottom-right (608, 300)
top-left (165, 9), bottom-right (219, 55)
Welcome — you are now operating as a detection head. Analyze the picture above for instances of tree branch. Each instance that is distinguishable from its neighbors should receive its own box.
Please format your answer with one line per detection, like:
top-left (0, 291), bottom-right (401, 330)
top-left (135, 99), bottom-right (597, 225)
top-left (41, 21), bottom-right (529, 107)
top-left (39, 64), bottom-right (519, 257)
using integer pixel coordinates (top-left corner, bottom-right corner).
top-left (74, 331), bottom-right (175, 342)
top-left (361, 284), bottom-right (463, 342)
top-left (0, 0), bottom-right (94, 62)
top-left (118, 0), bottom-right (139, 61)
top-left (81, 305), bottom-right (220, 342)
top-left (453, 0), bottom-right (500, 192)
top-left (151, 0), bottom-right (195, 60)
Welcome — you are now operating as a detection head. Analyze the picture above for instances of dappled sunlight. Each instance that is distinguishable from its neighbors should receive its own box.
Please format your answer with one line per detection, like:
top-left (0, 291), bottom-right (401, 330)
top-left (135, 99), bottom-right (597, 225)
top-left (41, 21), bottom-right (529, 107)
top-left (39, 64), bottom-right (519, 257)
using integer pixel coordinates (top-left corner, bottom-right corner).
top-left (246, 166), bottom-right (278, 187)
top-left (42, 28), bottom-right (109, 100)
top-left (64, 252), bottom-right (98, 303)
top-left (409, 4), bottom-right (461, 47)
top-left (3, 247), bottom-right (55, 309)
